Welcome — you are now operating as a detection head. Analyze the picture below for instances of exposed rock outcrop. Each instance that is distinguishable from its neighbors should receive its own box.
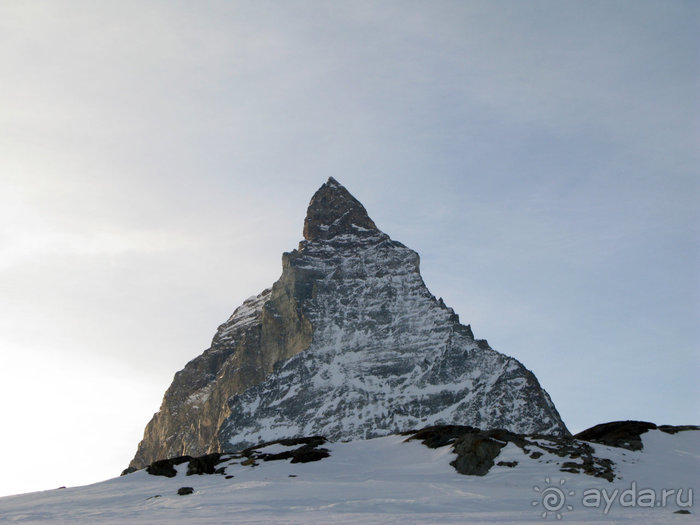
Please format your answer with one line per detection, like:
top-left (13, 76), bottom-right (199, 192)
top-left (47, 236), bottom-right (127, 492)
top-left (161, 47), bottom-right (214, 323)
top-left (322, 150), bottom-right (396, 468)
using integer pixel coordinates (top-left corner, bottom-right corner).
top-left (303, 177), bottom-right (377, 241)
top-left (574, 420), bottom-right (700, 451)
top-left (407, 424), bottom-right (616, 480)
top-left (126, 436), bottom-right (332, 480)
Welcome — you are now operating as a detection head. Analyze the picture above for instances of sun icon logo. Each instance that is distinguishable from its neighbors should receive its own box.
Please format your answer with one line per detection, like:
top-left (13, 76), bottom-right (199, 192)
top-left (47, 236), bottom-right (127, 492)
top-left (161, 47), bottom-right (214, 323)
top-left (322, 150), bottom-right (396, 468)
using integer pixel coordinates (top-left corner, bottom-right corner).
top-left (532, 477), bottom-right (575, 520)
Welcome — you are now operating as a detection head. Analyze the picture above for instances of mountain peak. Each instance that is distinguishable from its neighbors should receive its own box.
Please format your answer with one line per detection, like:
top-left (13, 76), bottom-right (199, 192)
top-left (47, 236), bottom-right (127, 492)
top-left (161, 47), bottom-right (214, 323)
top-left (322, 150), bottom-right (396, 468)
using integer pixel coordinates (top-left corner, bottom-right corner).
top-left (303, 178), bottom-right (378, 241)
top-left (130, 179), bottom-right (569, 469)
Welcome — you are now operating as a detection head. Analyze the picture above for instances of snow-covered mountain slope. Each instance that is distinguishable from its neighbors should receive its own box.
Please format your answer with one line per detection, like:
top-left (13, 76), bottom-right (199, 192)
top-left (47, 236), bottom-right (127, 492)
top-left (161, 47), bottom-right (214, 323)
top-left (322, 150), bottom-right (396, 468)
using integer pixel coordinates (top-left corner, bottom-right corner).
top-left (219, 215), bottom-right (565, 449)
top-left (131, 177), bottom-right (567, 468)
top-left (2, 427), bottom-right (697, 524)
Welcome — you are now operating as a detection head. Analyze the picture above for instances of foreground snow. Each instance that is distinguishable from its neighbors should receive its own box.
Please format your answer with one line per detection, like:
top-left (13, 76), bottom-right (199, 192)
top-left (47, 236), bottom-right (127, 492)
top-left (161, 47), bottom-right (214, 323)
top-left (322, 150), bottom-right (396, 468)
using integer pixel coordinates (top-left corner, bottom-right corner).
top-left (0, 430), bottom-right (697, 524)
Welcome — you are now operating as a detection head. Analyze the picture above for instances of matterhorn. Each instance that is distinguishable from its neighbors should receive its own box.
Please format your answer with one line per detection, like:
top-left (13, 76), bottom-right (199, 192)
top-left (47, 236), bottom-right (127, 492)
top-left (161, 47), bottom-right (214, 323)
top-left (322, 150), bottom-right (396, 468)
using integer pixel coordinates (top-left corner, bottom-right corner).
top-left (130, 178), bottom-right (568, 469)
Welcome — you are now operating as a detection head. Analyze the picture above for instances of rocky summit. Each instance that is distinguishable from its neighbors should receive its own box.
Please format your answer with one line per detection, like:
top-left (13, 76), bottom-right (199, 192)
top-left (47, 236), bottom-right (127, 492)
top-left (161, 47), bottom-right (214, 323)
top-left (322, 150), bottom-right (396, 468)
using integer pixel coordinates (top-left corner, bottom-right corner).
top-left (130, 178), bottom-right (568, 469)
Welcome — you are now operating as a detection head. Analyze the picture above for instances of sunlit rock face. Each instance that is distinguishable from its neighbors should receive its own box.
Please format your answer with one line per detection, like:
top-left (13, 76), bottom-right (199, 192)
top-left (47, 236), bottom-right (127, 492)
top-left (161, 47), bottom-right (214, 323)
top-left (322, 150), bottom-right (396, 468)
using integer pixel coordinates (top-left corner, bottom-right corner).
top-left (130, 178), bottom-right (568, 468)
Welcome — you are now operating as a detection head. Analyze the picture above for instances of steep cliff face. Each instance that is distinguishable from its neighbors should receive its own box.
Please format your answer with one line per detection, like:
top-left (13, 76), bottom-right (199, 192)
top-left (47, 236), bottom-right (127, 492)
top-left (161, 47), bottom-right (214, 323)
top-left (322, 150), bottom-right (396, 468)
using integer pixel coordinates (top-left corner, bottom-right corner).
top-left (131, 178), bottom-right (568, 468)
top-left (130, 266), bottom-right (313, 468)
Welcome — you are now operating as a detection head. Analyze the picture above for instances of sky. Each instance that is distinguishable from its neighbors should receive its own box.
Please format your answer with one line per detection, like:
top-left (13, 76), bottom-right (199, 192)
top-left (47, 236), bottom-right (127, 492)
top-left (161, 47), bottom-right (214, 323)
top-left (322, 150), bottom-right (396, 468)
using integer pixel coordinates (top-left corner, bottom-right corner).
top-left (0, 0), bottom-right (697, 497)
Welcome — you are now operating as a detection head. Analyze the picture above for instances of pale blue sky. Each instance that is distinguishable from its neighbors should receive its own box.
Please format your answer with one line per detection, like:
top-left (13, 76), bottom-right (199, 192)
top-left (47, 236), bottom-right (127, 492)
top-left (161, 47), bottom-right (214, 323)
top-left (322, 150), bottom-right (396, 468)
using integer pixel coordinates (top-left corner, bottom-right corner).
top-left (0, 1), bottom-right (697, 496)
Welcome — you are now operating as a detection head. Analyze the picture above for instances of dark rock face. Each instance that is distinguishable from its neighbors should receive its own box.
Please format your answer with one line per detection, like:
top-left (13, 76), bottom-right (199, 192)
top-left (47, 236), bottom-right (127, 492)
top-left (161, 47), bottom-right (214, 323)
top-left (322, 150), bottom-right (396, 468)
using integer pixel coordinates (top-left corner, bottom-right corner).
top-left (574, 421), bottom-right (700, 451)
top-left (407, 425), bottom-right (615, 481)
top-left (130, 436), bottom-right (332, 480)
top-left (244, 436), bottom-right (331, 464)
top-left (177, 487), bottom-right (194, 496)
top-left (656, 424), bottom-right (700, 434)
top-left (145, 456), bottom-right (192, 478)
top-left (451, 433), bottom-right (508, 476)
top-left (574, 420), bottom-right (657, 451)
top-left (186, 453), bottom-right (223, 475)
top-left (130, 178), bottom-right (569, 468)
top-left (303, 177), bottom-right (377, 241)
top-left (408, 427), bottom-right (523, 476)
top-left (403, 425), bottom-right (480, 448)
